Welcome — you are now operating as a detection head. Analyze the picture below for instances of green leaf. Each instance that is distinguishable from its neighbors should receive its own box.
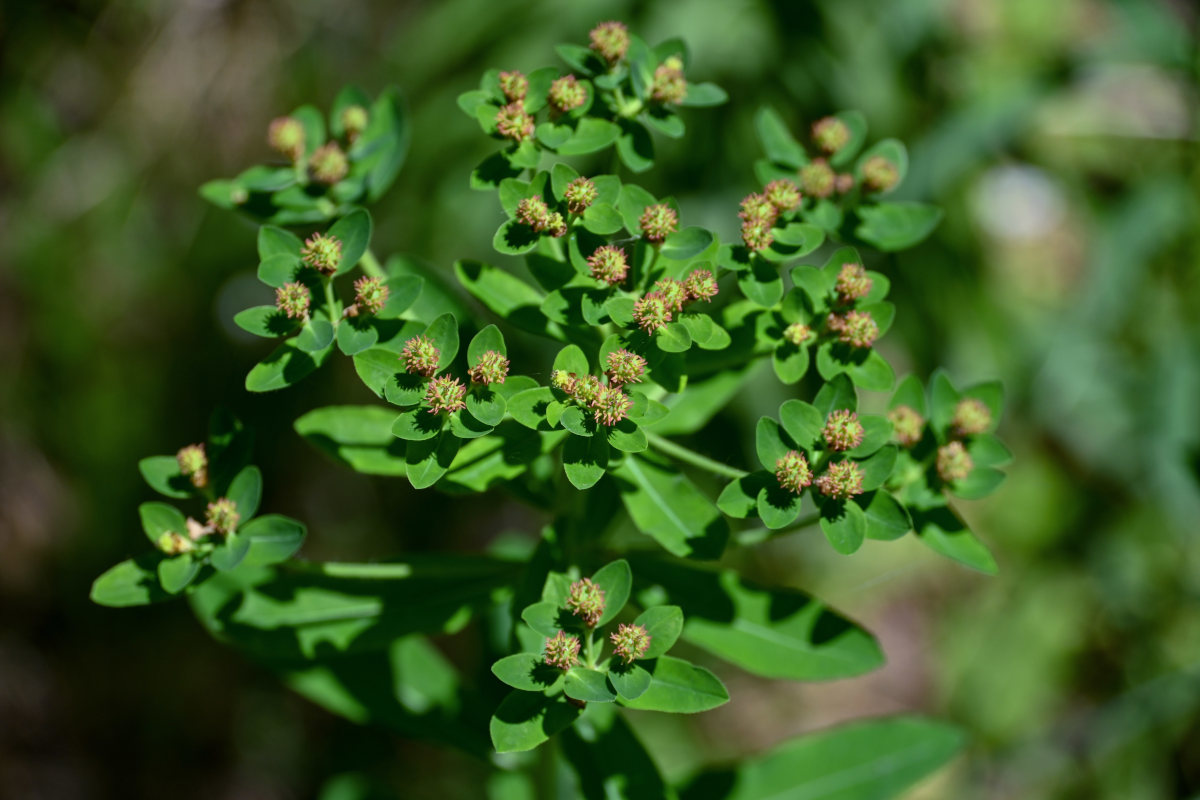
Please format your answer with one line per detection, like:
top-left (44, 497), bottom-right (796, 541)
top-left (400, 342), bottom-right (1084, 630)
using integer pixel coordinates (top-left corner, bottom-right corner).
top-left (606, 419), bottom-right (647, 454)
top-left (891, 374), bottom-right (927, 416)
top-left (295, 405), bottom-right (408, 476)
top-left (522, 601), bottom-right (579, 637)
top-left (617, 183), bottom-right (657, 235)
top-left (617, 656), bottom-right (728, 713)
top-left (490, 691), bottom-right (581, 753)
top-left (392, 408), bottom-right (443, 441)
top-left (448, 409), bottom-right (493, 440)
top-left (555, 43), bottom-right (604, 75)
top-left (293, 318), bottom-right (336, 353)
top-left (856, 202), bottom-right (943, 252)
top-left (914, 505), bottom-right (997, 574)
top-left (678, 82), bottom-right (728, 107)
top-left (157, 555), bottom-right (200, 594)
top-left (862, 491), bottom-right (912, 541)
top-left (656, 322), bottom-right (692, 353)
top-left (612, 455), bottom-right (729, 559)
top-left (508, 388), bottom-right (558, 431)
top-left (857, 446), bottom-right (897, 492)
top-left (849, 415), bottom-right (894, 458)
top-left (406, 432), bottom-right (461, 489)
top-left (969, 434), bottom-right (1012, 467)
top-left (819, 497), bottom-right (867, 555)
top-left (928, 369), bottom-right (961, 435)
top-left (660, 227), bottom-right (714, 261)
top-left (736, 254), bottom-right (784, 308)
top-left (492, 653), bottom-right (562, 692)
top-left (564, 668), bottom-right (616, 703)
top-left (592, 559), bottom-right (632, 626)
top-left (257, 254), bottom-right (302, 288)
top-left (454, 261), bottom-right (559, 338)
top-left (951, 466), bottom-right (1006, 500)
top-left (814, 374), bottom-right (857, 417)
top-left (209, 533), bottom-right (250, 572)
top-left (493, 218), bottom-right (540, 255)
top-left (606, 662), bottom-right (652, 700)
top-left (138, 456), bottom-right (192, 499)
top-left (779, 400), bottom-right (823, 450)
top-left (755, 417), bottom-right (792, 471)
top-left (91, 554), bottom-right (171, 607)
top-left (471, 151), bottom-right (522, 191)
top-left (336, 318), bottom-right (379, 356)
top-left (234, 305), bottom-right (296, 338)
top-left (328, 209), bottom-right (372, 276)
top-left (772, 344), bottom-right (810, 384)
top-left (756, 483), bottom-right (803, 529)
top-left (767, 222), bottom-right (825, 261)
top-left (227, 465), bottom-right (262, 522)
top-left (139, 502), bottom-right (186, 547)
top-left (423, 313), bottom-right (460, 372)
top-left (239, 514), bottom-right (306, 566)
top-left (465, 388), bottom-right (506, 428)
top-left (563, 432), bottom-right (608, 489)
top-left (245, 340), bottom-right (333, 392)
top-left (580, 203), bottom-right (624, 235)
top-left (557, 118), bottom-right (619, 155)
top-left (553, 343), bottom-right (589, 376)
top-left (755, 107), bottom-right (806, 168)
top-left (634, 605), bottom-right (683, 658)
top-left (717, 472), bottom-right (770, 518)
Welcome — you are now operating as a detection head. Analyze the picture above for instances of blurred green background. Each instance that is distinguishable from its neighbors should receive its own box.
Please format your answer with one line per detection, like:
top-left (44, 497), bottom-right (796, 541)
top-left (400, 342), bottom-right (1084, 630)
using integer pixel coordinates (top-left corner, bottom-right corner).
top-left (2, 0), bottom-right (1198, 797)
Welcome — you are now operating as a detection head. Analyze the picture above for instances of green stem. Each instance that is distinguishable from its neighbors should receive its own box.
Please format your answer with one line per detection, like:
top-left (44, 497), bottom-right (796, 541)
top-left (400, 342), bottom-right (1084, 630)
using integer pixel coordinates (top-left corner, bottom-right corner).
top-left (323, 277), bottom-right (339, 324)
top-left (361, 248), bottom-right (386, 279)
top-left (585, 628), bottom-right (596, 669)
top-left (644, 431), bottom-right (748, 480)
top-left (734, 513), bottom-right (822, 546)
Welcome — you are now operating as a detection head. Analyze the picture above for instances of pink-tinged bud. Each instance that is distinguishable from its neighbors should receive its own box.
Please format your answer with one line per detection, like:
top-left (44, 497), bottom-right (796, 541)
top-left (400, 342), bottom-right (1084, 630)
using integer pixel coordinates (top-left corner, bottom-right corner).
top-left (340, 105), bottom-right (369, 143)
top-left (835, 173), bottom-right (855, 194)
top-left (862, 156), bottom-right (900, 193)
top-left (176, 444), bottom-right (208, 489)
top-left (545, 211), bottom-right (567, 238)
top-left (764, 179), bottom-right (802, 213)
top-left (937, 441), bottom-right (973, 483)
top-left (605, 349), bottom-right (646, 386)
top-left (834, 263), bottom-right (872, 304)
top-left (828, 310), bottom-right (879, 349)
top-left (425, 375), bottom-right (467, 414)
top-left (639, 204), bottom-right (678, 243)
top-left (268, 116), bottom-right (306, 162)
top-left (544, 630), bottom-right (582, 670)
top-left (551, 369), bottom-right (579, 395)
top-left (572, 375), bottom-right (605, 408)
top-left (468, 350), bottom-right (510, 386)
top-left (186, 517), bottom-right (207, 541)
top-left (564, 177), bottom-right (598, 214)
top-left (205, 497), bottom-right (240, 536)
top-left (816, 460), bottom-right (864, 500)
top-left (400, 335), bottom-right (440, 377)
top-left (650, 58), bottom-right (687, 105)
top-left (632, 292), bottom-right (672, 334)
top-left (498, 70), bottom-right (528, 103)
top-left (516, 196), bottom-right (551, 229)
top-left (566, 577), bottom-right (606, 627)
top-left (684, 269), bottom-right (718, 302)
top-left (799, 159), bottom-right (836, 199)
top-left (653, 278), bottom-right (688, 312)
top-left (811, 116), bottom-right (850, 154)
top-left (301, 233), bottom-right (343, 276)
top-left (587, 245), bottom-right (628, 286)
top-left (775, 450), bottom-right (813, 495)
top-left (352, 276), bottom-right (388, 316)
top-left (742, 219), bottom-right (774, 252)
top-left (609, 623), bottom-right (652, 664)
top-left (951, 398), bottom-right (992, 437)
top-left (156, 531), bottom-right (194, 555)
top-left (783, 322), bottom-right (812, 346)
top-left (589, 21), bottom-right (630, 65)
top-left (276, 282), bottom-right (312, 320)
top-left (739, 192), bottom-right (778, 226)
top-left (495, 102), bottom-right (535, 143)
top-left (548, 75), bottom-right (588, 113)
top-left (309, 142), bottom-right (348, 185)
top-left (823, 410), bottom-right (865, 451)
top-left (888, 405), bottom-right (925, 448)
top-left (593, 386), bottom-right (633, 426)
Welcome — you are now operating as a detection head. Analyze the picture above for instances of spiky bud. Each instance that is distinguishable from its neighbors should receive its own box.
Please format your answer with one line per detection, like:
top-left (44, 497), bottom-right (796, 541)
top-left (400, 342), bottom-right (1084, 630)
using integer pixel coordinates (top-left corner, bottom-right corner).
top-left (653, 278), bottom-right (688, 312)
top-left (352, 276), bottom-right (388, 316)
top-left (741, 219), bottom-right (774, 252)
top-left (800, 159), bottom-right (836, 199)
top-left (548, 75), bottom-right (587, 113)
top-left (589, 21), bottom-right (630, 65)
top-left (812, 116), bottom-right (850, 154)
top-left (516, 196), bottom-right (551, 229)
top-left (606, 349), bottom-right (647, 386)
top-left (937, 441), bottom-right (973, 483)
top-left (425, 375), bottom-right (467, 415)
top-left (545, 212), bottom-right (567, 238)
top-left (206, 498), bottom-right (240, 536)
top-left (829, 310), bottom-right (879, 349)
top-left (775, 450), bottom-right (813, 495)
top-left (566, 578), bottom-right (606, 627)
top-left (276, 282), bottom-right (312, 320)
top-left (157, 531), bottom-right (194, 556)
top-left (544, 630), bottom-right (581, 670)
top-left (952, 398), bottom-right (992, 437)
top-left (572, 375), bottom-right (605, 408)
top-left (610, 623), bottom-right (652, 664)
top-left (651, 58), bottom-right (687, 105)
top-left (564, 177), bottom-right (597, 214)
top-left (401, 335), bottom-right (440, 377)
top-left (684, 269), bottom-right (718, 302)
top-left (739, 192), bottom-right (778, 226)
top-left (469, 350), bottom-right (510, 386)
top-left (495, 102), bottom-right (535, 143)
top-left (176, 444), bottom-right (208, 489)
top-left (862, 156), bottom-right (900, 193)
top-left (550, 369), bottom-right (578, 395)
top-left (816, 460), bottom-right (864, 500)
top-left (823, 410), bottom-right (865, 452)
top-left (340, 105), bottom-right (369, 143)
top-left (309, 142), bottom-right (348, 185)
top-left (835, 264), bottom-right (872, 304)
top-left (301, 233), bottom-right (342, 276)
top-left (632, 292), bottom-right (672, 334)
top-left (764, 179), bottom-right (802, 213)
top-left (593, 386), bottom-right (633, 427)
top-left (835, 173), bottom-right (855, 194)
top-left (268, 116), bottom-right (306, 162)
top-left (639, 204), bottom-right (678, 243)
top-left (888, 405), bottom-right (925, 448)
top-left (584, 245), bottom-right (626, 287)
top-left (783, 322), bottom-right (812, 346)
top-left (498, 70), bottom-right (528, 102)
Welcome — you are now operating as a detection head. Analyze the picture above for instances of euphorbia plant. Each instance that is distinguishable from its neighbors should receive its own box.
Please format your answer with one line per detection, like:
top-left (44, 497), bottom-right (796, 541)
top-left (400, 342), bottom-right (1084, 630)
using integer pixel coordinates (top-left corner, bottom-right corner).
top-left (92, 21), bottom-right (1008, 796)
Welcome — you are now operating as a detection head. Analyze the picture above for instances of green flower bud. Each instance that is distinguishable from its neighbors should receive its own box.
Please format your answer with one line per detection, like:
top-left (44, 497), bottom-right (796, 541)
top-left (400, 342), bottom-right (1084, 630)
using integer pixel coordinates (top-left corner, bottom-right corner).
top-left (587, 245), bottom-right (628, 286)
top-left (515, 196), bottom-right (551, 230)
top-left (267, 116), bottom-right (305, 162)
top-left (548, 75), bottom-right (588, 113)
top-left (176, 444), bottom-right (208, 489)
top-left (937, 441), bottom-right (973, 483)
top-left (741, 219), bottom-right (774, 252)
top-left (495, 101), bottom-right (535, 142)
top-left (650, 59), bottom-right (687, 105)
top-left (593, 386), bottom-right (633, 427)
top-left (498, 70), bottom-right (529, 102)
top-left (589, 21), bottom-right (630, 65)
top-left (400, 335), bottom-right (440, 377)
top-left (157, 531), bottom-right (194, 555)
top-left (425, 375), bottom-right (467, 415)
top-left (835, 173), bottom-right (855, 194)
top-left (609, 623), bottom-right (652, 664)
top-left (309, 142), bottom-right (348, 185)
top-left (276, 282), bottom-right (312, 320)
top-left (551, 370), bottom-right (578, 395)
top-left (799, 158), bottom-right (836, 199)
top-left (862, 156), bottom-right (900, 193)
top-left (783, 322), bottom-right (812, 346)
top-left (572, 375), bottom-right (604, 408)
top-left (811, 116), bottom-right (850, 154)
top-left (632, 292), bottom-right (672, 334)
top-left (952, 398), bottom-right (992, 437)
top-left (564, 177), bottom-right (598, 214)
top-left (605, 349), bottom-right (646, 386)
top-left (816, 460), bottom-right (864, 500)
top-left (301, 232), bottom-right (342, 276)
top-left (653, 278), bottom-right (687, 312)
top-left (823, 410), bottom-right (865, 451)
top-left (468, 350), bottom-right (510, 386)
top-left (349, 276), bottom-right (388, 317)
top-left (775, 450), bottom-right (813, 495)
top-left (834, 263), bottom-right (872, 303)
top-left (684, 269), bottom-right (718, 302)
top-left (340, 105), bottom-right (369, 143)
top-left (544, 630), bottom-right (581, 670)
top-left (764, 179), bottom-right (802, 213)
top-left (828, 310), bottom-right (879, 349)
top-left (639, 203), bottom-right (678, 243)
top-left (205, 497), bottom-right (240, 536)
top-left (566, 577), bottom-right (606, 627)
top-left (888, 405), bottom-right (925, 448)
top-left (739, 192), bottom-right (778, 226)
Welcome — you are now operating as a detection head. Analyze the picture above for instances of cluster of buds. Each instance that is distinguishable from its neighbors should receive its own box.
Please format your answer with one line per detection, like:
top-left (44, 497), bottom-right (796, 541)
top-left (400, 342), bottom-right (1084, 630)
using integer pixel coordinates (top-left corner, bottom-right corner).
top-left (267, 116), bottom-right (305, 162)
top-left (344, 276), bottom-right (388, 318)
top-left (775, 450), bottom-right (813, 495)
top-left (301, 233), bottom-right (342, 276)
top-left (639, 203), bottom-right (678, 243)
top-left (589, 21), bottom-right (630, 65)
top-left (205, 498), bottom-right (240, 536)
top-left (651, 56), bottom-right (687, 105)
top-left (424, 375), bottom-right (467, 415)
top-left (823, 410), bottom-right (865, 451)
top-left (951, 398), bottom-right (992, 437)
top-left (632, 292), bottom-right (673, 334)
top-left (593, 385), bottom-right (634, 426)
top-left (783, 322), bottom-right (812, 346)
top-left (176, 444), bottom-right (208, 489)
top-left (764, 179), bottom-right (802, 213)
top-left (610, 623), bottom-right (652, 664)
top-left (566, 578), bottom-right (606, 627)
top-left (653, 278), bottom-right (688, 312)
top-left (684, 269), bottom-right (718, 302)
top-left (587, 245), bottom-right (628, 286)
top-left (799, 159), bottom-right (837, 199)
top-left (827, 310), bottom-right (880, 349)
top-left (309, 142), bottom-right (348, 185)
top-left (739, 192), bottom-right (777, 251)
top-left (862, 156), bottom-right (900, 193)
top-left (548, 75), bottom-right (587, 114)
top-left (888, 405), bottom-right (925, 448)
top-left (498, 70), bottom-right (528, 103)
top-left (816, 460), bottom-right (864, 500)
top-left (468, 350), bottom-right (510, 386)
top-left (157, 531), bottom-right (194, 556)
top-left (834, 264), bottom-right (872, 304)
top-left (340, 105), bottom-right (369, 143)
top-left (936, 441), bottom-right (973, 484)
top-left (516, 196), bottom-right (566, 237)
top-left (564, 177), bottom-right (597, 214)
top-left (400, 335), bottom-right (440, 377)
top-left (811, 116), bottom-right (850, 155)
top-left (605, 349), bottom-right (646, 386)
top-left (544, 630), bottom-right (581, 670)
top-left (495, 102), bottom-right (535, 143)
top-left (276, 282), bottom-right (312, 321)
top-left (554, 371), bottom-right (633, 427)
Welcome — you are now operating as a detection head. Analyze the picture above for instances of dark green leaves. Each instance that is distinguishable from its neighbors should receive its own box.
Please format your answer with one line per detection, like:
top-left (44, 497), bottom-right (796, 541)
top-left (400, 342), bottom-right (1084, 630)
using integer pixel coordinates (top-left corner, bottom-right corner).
top-left (856, 202), bottom-right (943, 251)
top-left (612, 455), bottom-right (729, 559)
top-left (616, 656), bottom-right (728, 713)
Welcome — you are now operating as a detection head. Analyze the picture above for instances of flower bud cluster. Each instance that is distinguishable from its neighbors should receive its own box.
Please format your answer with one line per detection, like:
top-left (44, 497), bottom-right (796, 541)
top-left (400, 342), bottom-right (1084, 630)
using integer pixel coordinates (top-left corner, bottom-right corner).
top-left (862, 156), bottom-right (900, 193)
top-left (544, 630), bottom-right (581, 670)
top-left (468, 350), bottom-right (510, 386)
top-left (268, 117), bottom-right (306, 162)
top-left (276, 282), bottom-right (312, 320)
top-left (340, 105), bottom-right (369, 143)
top-left (936, 440), bottom-right (972, 484)
top-left (498, 70), bottom-right (528, 102)
top-left (783, 322), bottom-right (812, 346)
top-left (176, 444), bottom-right (208, 489)
top-left (344, 276), bottom-right (388, 318)
top-left (516, 196), bottom-right (566, 237)
top-left (555, 369), bottom-right (634, 427)
top-left (309, 142), bottom-right (348, 185)
top-left (800, 159), bottom-right (836, 199)
top-left (639, 204), bottom-right (678, 243)
top-left (775, 450), bottom-right (813, 495)
top-left (205, 498), bottom-right (240, 536)
top-left (605, 350), bottom-right (646, 386)
top-left (425, 375), bottom-right (467, 415)
top-left (589, 21), bottom-right (630, 64)
top-left (811, 116), bottom-right (850, 154)
top-left (548, 75), bottom-right (587, 113)
top-left (816, 460), bottom-right (864, 500)
top-left (827, 310), bottom-right (880, 349)
top-left (400, 335), bottom-right (440, 377)
top-left (587, 245), bottom-right (628, 286)
top-left (566, 578), bottom-right (606, 627)
top-left (495, 102), bottom-right (535, 143)
top-left (301, 233), bottom-right (342, 276)
top-left (834, 264), bottom-right (872, 304)
top-left (564, 177), bottom-right (597, 214)
top-left (157, 531), bottom-right (194, 556)
top-left (651, 57), bottom-right (687, 105)
top-left (823, 410), bottom-right (864, 451)
top-left (610, 623), bottom-right (652, 664)
top-left (888, 405), bottom-right (925, 448)
top-left (739, 192), bottom-right (777, 251)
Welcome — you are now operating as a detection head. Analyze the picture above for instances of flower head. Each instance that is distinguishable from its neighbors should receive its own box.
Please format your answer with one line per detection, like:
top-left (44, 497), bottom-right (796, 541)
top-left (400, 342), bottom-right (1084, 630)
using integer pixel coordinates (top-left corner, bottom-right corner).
top-left (651, 58), bottom-right (687, 104)
top-left (775, 450), bottom-right (813, 495)
top-left (684, 269), bottom-right (718, 302)
top-left (835, 264), bottom-right (872, 304)
top-left (276, 282), bottom-right (311, 320)
top-left (495, 102), bottom-right (535, 142)
top-left (544, 630), bottom-right (582, 670)
top-left (572, 375), bottom-right (605, 408)
top-left (823, 410), bottom-right (865, 452)
top-left (176, 444), bottom-right (207, 489)
top-left (829, 310), bottom-right (880, 349)
top-left (301, 232), bottom-right (342, 276)
top-left (816, 460), bottom-right (864, 500)
top-left (587, 245), bottom-right (628, 286)
top-left (205, 497), bottom-right (240, 536)
top-left (888, 405), bottom-right (925, 448)
top-left (639, 203), bottom-right (678, 243)
top-left (156, 531), bottom-right (194, 556)
top-left (593, 386), bottom-right (633, 426)
top-left (937, 441), bottom-right (973, 483)
top-left (862, 156), bottom-right (900, 193)
top-left (309, 142), bottom-right (348, 185)
top-left (764, 179), bottom-right (802, 213)
top-left (605, 349), bottom-right (647, 386)
top-left (566, 577), bottom-right (606, 627)
top-left (653, 278), bottom-right (688, 312)
top-left (610, 623), bottom-right (652, 664)
top-left (741, 219), bottom-right (774, 252)
top-left (783, 322), bottom-right (812, 346)
top-left (589, 21), bottom-right (630, 65)
top-left (952, 398), bottom-right (992, 437)
top-left (800, 159), bottom-right (836, 199)
top-left (340, 105), bottom-right (369, 143)
top-left (468, 350), bottom-right (510, 386)
top-left (739, 192), bottom-right (778, 226)
top-left (498, 70), bottom-right (528, 102)
top-left (632, 292), bottom-right (672, 334)
top-left (400, 335), bottom-right (440, 377)
top-left (516, 196), bottom-right (550, 229)
top-left (564, 177), bottom-right (597, 214)
top-left (267, 116), bottom-right (306, 162)
top-left (351, 276), bottom-right (388, 316)
top-left (425, 375), bottom-right (467, 415)
top-left (551, 369), bottom-right (578, 395)
top-left (548, 75), bottom-right (587, 113)
top-left (835, 173), bottom-right (855, 194)
top-left (812, 116), bottom-right (850, 154)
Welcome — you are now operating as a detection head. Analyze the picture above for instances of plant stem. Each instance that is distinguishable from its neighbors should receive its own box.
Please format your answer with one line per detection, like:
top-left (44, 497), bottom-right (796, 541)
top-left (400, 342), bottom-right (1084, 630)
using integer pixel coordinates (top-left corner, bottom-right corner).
top-left (361, 248), bottom-right (386, 278)
top-left (323, 277), bottom-right (339, 323)
top-left (644, 431), bottom-right (748, 480)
